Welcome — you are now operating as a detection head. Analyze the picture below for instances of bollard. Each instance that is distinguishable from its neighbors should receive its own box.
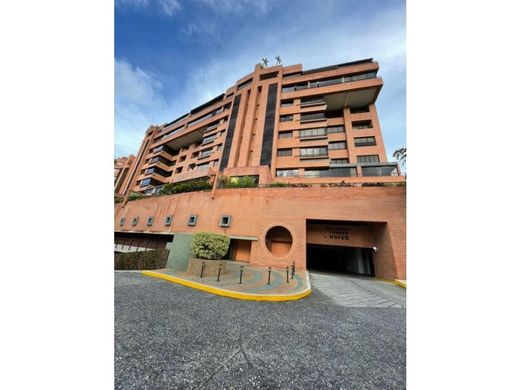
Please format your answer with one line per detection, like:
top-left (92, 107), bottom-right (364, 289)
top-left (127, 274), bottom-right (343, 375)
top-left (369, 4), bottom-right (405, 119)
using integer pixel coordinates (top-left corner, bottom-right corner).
top-left (286, 266), bottom-right (289, 283)
top-left (216, 263), bottom-right (222, 282)
top-left (267, 267), bottom-right (271, 285)
top-left (239, 265), bottom-right (244, 284)
top-left (291, 261), bottom-right (295, 279)
top-left (200, 261), bottom-right (205, 279)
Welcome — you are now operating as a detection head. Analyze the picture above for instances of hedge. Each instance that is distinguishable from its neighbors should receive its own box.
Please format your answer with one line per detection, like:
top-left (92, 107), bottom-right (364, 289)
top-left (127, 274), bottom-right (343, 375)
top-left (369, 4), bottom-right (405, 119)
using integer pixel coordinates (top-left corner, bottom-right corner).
top-left (220, 175), bottom-right (258, 188)
top-left (191, 232), bottom-right (230, 260)
top-left (160, 180), bottom-right (212, 195)
top-left (114, 249), bottom-right (170, 270)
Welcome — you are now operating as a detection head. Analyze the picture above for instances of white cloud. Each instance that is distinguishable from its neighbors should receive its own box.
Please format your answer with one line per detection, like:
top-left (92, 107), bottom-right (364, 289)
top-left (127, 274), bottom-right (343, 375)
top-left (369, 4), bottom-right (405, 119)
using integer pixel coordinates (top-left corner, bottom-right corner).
top-left (115, 58), bottom-right (171, 155)
top-left (158, 0), bottom-right (181, 16)
top-left (115, 0), bottom-right (180, 16)
top-left (116, 0), bottom-right (150, 8)
top-left (115, 58), bottom-right (165, 109)
top-left (194, 0), bottom-right (273, 15)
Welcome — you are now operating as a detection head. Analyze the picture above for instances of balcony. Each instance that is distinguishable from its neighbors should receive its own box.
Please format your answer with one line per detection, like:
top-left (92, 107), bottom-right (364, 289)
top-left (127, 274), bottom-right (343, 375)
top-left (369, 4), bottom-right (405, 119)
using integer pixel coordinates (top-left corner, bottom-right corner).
top-left (300, 98), bottom-right (327, 108)
top-left (282, 71), bottom-right (378, 93)
top-left (170, 167), bottom-right (216, 184)
top-left (360, 163), bottom-right (399, 177)
top-left (300, 113), bottom-right (327, 123)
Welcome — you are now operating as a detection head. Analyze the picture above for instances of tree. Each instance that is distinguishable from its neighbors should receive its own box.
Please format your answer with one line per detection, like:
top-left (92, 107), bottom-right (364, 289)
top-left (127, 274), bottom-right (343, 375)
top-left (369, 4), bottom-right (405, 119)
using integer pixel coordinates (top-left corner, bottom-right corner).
top-left (393, 147), bottom-right (407, 168)
top-left (191, 232), bottom-right (230, 260)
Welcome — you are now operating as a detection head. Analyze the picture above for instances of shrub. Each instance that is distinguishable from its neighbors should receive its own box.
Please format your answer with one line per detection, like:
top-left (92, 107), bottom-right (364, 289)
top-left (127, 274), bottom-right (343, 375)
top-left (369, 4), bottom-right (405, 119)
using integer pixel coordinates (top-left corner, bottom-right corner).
top-left (221, 175), bottom-right (258, 189)
top-left (161, 180), bottom-right (212, 195)
top-left (114, 249), bottom-right (169, 270)
top-left (114, 196), bottom-right (124, 203)
top-left (191, 232), bottom-right (230, 260)
top-left (128, 193), bottom-right (145, 201)
top-left (268, 182), bottom-right (292, 187)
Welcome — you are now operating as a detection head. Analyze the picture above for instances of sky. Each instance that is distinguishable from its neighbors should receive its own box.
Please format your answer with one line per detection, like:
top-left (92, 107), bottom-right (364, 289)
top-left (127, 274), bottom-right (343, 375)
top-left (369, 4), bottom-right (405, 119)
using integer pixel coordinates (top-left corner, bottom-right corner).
top-left (115, 0), bottom-right (406, 160)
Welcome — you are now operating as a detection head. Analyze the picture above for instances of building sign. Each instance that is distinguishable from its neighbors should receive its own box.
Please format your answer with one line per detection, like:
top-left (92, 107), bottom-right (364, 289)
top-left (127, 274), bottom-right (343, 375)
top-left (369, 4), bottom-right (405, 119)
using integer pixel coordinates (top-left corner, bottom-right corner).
top-left (306, 223), bottom-right (375, 248)
top-left (324, 225), bottom-right (349, 240)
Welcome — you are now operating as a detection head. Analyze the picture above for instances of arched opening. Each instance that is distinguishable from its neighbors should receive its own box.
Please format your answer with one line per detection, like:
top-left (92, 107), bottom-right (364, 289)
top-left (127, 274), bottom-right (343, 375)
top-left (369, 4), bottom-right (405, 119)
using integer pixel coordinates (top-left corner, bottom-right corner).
top-left (265, 226), bottom-right (293, 257)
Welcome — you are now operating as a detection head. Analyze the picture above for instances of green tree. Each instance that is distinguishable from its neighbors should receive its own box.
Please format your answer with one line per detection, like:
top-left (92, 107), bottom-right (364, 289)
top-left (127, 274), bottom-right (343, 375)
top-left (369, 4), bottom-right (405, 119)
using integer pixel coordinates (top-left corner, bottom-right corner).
top-left (191, 232), bottom-right (230, 260)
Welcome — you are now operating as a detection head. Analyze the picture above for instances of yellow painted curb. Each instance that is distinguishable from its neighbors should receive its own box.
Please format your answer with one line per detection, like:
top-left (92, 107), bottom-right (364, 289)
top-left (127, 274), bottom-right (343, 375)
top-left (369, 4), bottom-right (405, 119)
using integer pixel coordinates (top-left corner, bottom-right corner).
top-left (141, 271), bottom-right (312, 302)
top-left (374, 276), bottom-right (406, 289)
top-left (394, 280), bottom-right (406, 289)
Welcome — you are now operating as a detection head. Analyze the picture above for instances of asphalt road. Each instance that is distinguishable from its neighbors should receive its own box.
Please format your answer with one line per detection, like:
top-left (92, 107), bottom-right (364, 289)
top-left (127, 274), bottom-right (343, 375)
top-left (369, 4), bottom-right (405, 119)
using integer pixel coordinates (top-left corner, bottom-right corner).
top-left (115, 272), bottom-right (406, 389)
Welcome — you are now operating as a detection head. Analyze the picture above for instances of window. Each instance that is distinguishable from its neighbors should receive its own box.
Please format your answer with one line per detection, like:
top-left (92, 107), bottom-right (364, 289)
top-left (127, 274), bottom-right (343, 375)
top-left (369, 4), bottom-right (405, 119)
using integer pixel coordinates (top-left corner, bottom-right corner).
top-left (144, 168), bottom-right (155, 175)
top-left (328, 141), bottom-right (347, 150)
top-left (237, 78), bottom-right (252, 90)
top-left (327, 125), bottom-right (345, 134)
top-left (350, 106), bottom-right (370, 114)
top-left (280, 115), bottom-right (293, 122)
top-left (165, 215), bottom-right (173, 226)
top-left (132, 217), bottom-right (139, 226)
top-left (330, 159), bottom-right (349, 166)
top-left (175, 167), bottom-right (183, 174)
top-left (352, 120), bottom-right (373, 129)
top-left (300, 96), bottom-right (325, 107)
top-left (299, 128), bottom-right (326, 138)
top-left (188, 215), bottom-right (198, 226)
top-left (281, 100), bottom-right (293, 107)
top-left (119, 218), bottom-right (125, 226)
top-left (300, 112), bottom-right (326, 123)
top-left (199, 148), bottom-right (213, 158)
top-left (179, 156), bottom-right (186, 162)
top-left (147, 217), bottom-right (154, 226)
top-left (219, 215), bottom-right (232, 227)
top-left (140, 178), bottom-right (151, 187)
top-left (300, 147), bottom-right (328, 158)
top-left (304, 169), bottom-right (324, 177)
top-left (358, 155), bottom-right (380, 163)
top-left (304, 167), bottom-right (357, 177)
top-left (201, 134), bottom-right (218, 145)
top-left (361, 165), bottom-right (398, 177)
top-left (277, 149), bottom-right (292, 157)
top-left (278, 131), bottom-right (292, 139)
top-left (354, 137), bottom-right (376, 147)
top-left (196, 162), bottom-right (210, 170)
top-left (276, 169), bottom-right (299, 177)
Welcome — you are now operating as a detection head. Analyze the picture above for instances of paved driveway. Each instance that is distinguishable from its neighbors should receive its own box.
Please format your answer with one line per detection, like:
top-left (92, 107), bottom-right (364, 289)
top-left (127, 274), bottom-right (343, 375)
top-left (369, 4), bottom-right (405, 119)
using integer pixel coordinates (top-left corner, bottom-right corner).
top-left (115, 272), bottom-right (406, 389)
top-left (309, 271), bottom-right (406, 308)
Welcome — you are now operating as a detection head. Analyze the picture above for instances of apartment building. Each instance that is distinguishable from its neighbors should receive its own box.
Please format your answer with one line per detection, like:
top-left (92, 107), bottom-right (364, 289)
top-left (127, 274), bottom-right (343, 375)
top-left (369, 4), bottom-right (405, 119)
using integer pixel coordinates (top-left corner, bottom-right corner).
top-left (115, 59), bottom-right (406, 280)
top-left (114, 155), bottom-right (135, 195)
top-left (119, 58), bottom-right (400, 196)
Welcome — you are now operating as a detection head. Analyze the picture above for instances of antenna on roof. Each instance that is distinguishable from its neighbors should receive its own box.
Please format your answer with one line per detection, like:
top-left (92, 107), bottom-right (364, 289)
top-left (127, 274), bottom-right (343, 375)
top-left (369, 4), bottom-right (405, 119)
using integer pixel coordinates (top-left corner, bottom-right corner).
top-left (275, 56), bottom-right (282, 65)
top-left (261, 58), bottom-right (269, 68)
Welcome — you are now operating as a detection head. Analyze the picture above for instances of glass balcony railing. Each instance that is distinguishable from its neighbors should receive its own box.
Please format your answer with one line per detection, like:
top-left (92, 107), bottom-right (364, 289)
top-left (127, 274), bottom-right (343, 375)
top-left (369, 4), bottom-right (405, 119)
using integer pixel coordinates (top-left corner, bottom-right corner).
top-left (282, 71), bottom-right (378, 93)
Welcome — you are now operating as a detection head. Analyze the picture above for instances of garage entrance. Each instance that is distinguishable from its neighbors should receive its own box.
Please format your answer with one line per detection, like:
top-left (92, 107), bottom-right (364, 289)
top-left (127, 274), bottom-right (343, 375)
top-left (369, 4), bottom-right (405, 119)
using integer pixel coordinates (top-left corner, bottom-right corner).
top-left (306, 244), bottom-right (375, 276)
top-left (306, 220), bottom-right (376, 277)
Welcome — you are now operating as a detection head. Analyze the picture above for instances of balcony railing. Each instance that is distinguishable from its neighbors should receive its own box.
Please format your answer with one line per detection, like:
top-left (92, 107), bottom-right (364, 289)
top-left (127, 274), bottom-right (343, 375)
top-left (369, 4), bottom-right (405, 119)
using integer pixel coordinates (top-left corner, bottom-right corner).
top-left (300, 113), bottom-right (326, 123)
top-left (282, 71), bottom-right (378, 93)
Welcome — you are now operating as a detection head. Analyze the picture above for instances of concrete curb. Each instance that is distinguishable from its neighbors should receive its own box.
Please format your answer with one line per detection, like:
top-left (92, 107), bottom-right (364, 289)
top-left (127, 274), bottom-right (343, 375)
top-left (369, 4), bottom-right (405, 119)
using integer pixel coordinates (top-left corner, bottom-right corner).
top-left (373, 276), bottom-right (407, 289)
top-left (141, 270), bottom-right (312, 302)
top-left (394, 280), bottom-right (406, 289)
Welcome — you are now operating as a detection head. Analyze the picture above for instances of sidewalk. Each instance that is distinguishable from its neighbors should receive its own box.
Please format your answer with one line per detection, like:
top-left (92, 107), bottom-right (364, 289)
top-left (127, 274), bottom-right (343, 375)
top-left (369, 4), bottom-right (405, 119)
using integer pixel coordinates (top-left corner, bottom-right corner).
top-left (141, 262), bottom-right (311, 301)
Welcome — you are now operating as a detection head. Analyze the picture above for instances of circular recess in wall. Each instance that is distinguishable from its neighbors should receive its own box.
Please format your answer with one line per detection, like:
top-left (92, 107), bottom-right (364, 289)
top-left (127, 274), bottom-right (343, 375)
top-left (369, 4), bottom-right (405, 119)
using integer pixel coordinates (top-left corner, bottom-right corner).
top-left (265, 226), bottom-right (293, 257)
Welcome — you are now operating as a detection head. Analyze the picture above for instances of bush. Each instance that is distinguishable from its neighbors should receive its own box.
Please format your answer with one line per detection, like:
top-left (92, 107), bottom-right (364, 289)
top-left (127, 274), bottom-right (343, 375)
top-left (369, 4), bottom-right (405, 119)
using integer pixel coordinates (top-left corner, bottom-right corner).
top-left (114, 196), bottom-right (124, 203)
top-left (268, 182), bottom-right (292, 187)
top-left (220, 175), bottom-right (258, 188)
top-left (128, 193), bottom-right (145, 202)
top-left (160, 180), bottom-right (212, 195)
top-left (191, 232), bottom-right (230, 260)
top-left (114, 249), bottom-right (169, 270)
